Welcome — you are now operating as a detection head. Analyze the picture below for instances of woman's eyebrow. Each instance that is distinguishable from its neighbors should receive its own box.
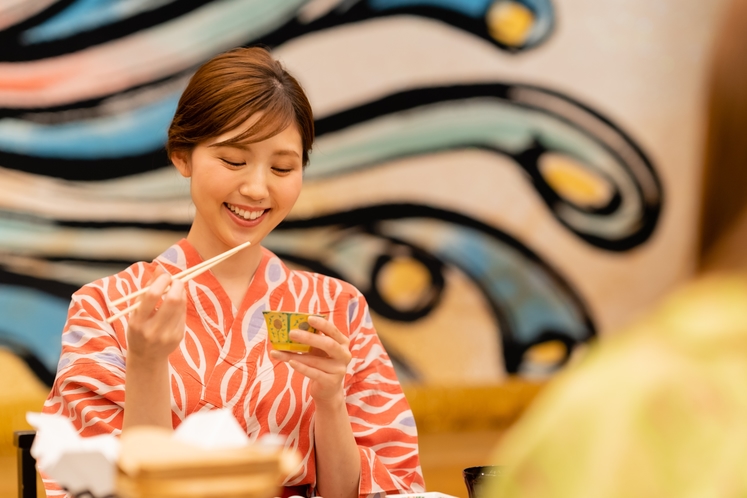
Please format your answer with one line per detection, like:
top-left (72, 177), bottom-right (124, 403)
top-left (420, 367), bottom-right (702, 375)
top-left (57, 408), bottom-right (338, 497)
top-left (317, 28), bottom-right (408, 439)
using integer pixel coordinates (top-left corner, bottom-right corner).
top-left (273, 149), bottom-right (301, 158)
top-left (207, 144), bottom-right (299, 158)
top-left (208, 143), bottom-right (247, 150)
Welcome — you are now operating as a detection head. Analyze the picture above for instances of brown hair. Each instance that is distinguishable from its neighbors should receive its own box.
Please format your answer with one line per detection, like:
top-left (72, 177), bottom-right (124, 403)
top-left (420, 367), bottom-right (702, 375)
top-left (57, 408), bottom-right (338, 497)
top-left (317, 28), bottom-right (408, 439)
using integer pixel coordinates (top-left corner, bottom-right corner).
top-left (167, 46), bottom-right (314, 166)
top-left (698, 0), bottom-right (747, 269)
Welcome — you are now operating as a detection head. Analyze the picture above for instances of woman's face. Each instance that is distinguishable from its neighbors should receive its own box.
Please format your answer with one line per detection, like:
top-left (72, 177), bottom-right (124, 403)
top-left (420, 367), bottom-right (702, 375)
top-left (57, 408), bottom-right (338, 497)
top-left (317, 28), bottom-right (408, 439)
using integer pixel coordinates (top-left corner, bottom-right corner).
top-left (172, 116), bottom-right (304, 256)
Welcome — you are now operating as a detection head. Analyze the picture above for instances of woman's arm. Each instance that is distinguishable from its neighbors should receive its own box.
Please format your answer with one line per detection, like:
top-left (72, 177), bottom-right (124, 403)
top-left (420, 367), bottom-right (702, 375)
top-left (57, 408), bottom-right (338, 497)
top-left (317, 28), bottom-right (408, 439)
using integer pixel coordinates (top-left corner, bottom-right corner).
top-left (270, 315), bottom-right (360, 498)
top-left (311, 384), bottom-right (362, 498)
top-left (122, 269), bottom-right (186, 430)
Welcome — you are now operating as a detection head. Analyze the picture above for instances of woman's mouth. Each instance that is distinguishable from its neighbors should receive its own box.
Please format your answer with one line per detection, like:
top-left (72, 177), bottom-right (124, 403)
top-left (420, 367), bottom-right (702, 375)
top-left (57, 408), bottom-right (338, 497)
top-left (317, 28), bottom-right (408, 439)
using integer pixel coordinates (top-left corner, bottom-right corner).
top-left (225, 203), bottom-right (267, 222)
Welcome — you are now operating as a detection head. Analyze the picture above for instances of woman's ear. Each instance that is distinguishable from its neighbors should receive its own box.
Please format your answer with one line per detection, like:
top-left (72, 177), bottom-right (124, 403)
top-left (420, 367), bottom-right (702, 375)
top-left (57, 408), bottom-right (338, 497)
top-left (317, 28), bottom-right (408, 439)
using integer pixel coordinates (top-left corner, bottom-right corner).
top-left (171, 150), bottom-right (192, 178)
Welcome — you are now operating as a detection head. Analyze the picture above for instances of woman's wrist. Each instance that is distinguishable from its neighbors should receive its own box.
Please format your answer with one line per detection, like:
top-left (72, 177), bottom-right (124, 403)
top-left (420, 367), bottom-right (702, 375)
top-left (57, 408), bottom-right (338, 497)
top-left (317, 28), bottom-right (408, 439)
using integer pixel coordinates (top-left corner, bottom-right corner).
top-left (126, 347), bottom-right (171, 368)
top-left (123, 352), bottom-right (172, 430)
top-left (313, 389), bottom-right (360, 498)
top-left (312, 390), bottom-right (347, 414)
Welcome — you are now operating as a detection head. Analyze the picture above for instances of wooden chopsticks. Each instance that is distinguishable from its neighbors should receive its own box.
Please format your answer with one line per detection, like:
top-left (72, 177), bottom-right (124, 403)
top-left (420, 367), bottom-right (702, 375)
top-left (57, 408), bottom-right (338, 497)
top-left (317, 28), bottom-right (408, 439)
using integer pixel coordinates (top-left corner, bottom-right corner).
top-left (106, 240), bottom-right (252, 324)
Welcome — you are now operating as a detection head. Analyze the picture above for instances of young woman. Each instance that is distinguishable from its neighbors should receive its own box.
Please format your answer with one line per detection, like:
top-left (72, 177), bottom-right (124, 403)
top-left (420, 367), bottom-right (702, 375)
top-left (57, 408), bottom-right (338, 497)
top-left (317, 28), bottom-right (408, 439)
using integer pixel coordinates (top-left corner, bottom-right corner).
top-left (42, 47), bottom-right (425, 498)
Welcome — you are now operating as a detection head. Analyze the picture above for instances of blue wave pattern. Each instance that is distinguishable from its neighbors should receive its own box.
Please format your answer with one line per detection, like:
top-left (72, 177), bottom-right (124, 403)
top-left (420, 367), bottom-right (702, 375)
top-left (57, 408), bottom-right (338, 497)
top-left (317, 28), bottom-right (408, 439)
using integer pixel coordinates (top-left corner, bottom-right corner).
top-left (22, 0), bottom-right (178, 44)
top-left (368, 0), bottom-right (554, 47)
top-left (0, 285), bottom-right (69, 373)
top-left (310, 88), bottom-right (661, 249)
top-left (369, 0), bottom-right (496, 17)
top-left (0, 95), bottom-right (180, 158)
top-left (403, 221), bottom-right (587, 343)
top-left (0, 0), bottom-right (629, 382)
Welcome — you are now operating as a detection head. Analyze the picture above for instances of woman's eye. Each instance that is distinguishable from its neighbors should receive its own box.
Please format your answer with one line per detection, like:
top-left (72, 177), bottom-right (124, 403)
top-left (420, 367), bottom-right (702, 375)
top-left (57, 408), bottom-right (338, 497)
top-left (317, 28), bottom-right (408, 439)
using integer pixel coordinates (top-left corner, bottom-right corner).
top-left (220, 158), bottom-right (244, 167)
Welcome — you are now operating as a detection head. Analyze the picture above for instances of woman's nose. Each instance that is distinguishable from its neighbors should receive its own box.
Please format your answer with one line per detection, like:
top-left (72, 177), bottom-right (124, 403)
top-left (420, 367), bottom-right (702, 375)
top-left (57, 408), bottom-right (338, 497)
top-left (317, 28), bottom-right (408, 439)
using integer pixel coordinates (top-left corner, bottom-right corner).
top-left (238, 167), bottom-right (269, 200)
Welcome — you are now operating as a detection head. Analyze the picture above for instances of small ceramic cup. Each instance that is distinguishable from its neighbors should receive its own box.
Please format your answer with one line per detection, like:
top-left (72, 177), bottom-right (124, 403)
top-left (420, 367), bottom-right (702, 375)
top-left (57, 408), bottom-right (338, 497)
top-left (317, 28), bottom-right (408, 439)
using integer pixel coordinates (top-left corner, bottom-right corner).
top-left (463, 465), bottom-right (502, 498)
top-left (263, 311), bottom-right (324, 353)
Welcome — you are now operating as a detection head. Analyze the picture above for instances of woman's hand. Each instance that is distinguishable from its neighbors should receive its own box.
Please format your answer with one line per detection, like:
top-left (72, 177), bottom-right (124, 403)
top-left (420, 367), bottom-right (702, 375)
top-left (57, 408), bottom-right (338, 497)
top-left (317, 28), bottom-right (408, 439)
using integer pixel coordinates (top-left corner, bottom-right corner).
top-left (273, 316), bottom-right (360, 498)
top-left (125, 267), bottom-right (187, 363)
top-left (270, 315), bottom-right (352, 406)
top-left (122, 267), bottom-right (186, 430)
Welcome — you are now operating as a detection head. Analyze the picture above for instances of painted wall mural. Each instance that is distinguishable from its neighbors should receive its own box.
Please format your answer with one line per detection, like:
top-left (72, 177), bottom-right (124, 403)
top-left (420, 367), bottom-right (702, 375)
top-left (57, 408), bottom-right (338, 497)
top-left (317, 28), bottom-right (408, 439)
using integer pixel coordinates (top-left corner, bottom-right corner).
top-left (0, 0), bottom-right (722, 387)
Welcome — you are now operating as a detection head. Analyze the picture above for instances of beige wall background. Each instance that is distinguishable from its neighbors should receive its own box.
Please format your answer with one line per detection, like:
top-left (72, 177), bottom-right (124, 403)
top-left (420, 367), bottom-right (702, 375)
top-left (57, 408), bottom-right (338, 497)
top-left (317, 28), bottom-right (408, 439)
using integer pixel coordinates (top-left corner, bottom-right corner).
top-left (283, 0), bottom-right (728, 336)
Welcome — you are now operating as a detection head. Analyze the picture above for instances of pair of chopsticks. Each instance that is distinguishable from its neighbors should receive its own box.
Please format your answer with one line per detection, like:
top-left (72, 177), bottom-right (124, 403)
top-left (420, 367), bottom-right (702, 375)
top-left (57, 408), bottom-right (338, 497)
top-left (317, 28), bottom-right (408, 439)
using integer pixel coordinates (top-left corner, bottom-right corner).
top-left (106, 240), bottom-right (252, 324)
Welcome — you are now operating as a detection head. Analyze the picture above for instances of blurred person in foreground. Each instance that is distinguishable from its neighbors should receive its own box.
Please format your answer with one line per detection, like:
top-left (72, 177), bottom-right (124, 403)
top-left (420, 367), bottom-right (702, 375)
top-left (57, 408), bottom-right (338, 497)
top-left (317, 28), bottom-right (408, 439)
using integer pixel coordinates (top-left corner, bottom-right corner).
top-left (487, 0), bottom-right (747, 496)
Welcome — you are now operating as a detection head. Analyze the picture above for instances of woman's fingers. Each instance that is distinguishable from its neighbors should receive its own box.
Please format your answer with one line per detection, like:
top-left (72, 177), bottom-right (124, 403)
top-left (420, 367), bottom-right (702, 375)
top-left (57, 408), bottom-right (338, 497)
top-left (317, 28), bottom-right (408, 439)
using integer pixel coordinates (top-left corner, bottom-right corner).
top-left (288, 358), bottom-right (346, 384)
top-left (137, 272), bottom-right (172, 314)
top-left (289, 329), bottom-right (333, 350)
top-left (150, 282), bottom-right (186, 332)
top-left (286, 359), bottom-right (325, 382)
top-left (294, 316), bottom-right (350, 357)
top-left (126, 269), bottom-right (186, 361)
top-left (144, 266), bottom-right (165, 284)
top-left (308, 316), bottom-right (348, 345)
top-left (270, 316), bottom-right (352, 403)
top-left (160, 276), bottom-right (186, 309)
top-left (289, 330), bottom-right (351, 363)
top-left (271, 349), bottom-right (348, 376)
top-left (129, 269), bottom-right (186, 332)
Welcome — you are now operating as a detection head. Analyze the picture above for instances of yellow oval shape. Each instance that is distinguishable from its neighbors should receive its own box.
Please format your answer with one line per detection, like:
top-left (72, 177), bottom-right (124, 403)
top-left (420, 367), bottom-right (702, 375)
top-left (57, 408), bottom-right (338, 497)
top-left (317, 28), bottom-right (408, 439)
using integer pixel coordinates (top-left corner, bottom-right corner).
top-left (377, 256), bottom-right (433, 311)
top-left (486, 1), bottom-right (535, 47)
top-left (539, 152), bottom-right (615, 208)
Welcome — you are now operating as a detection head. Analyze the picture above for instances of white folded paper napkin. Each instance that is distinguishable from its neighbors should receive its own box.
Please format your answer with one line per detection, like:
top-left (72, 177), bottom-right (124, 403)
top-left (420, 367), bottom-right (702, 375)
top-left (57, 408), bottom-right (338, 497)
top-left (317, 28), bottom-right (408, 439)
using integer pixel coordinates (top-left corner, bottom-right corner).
top-left (173, 407), bottom-right (250, 449)
top-left (26, 408), bottom-right (272, 497)
top-left (26, 412), bottom-right (119, 497)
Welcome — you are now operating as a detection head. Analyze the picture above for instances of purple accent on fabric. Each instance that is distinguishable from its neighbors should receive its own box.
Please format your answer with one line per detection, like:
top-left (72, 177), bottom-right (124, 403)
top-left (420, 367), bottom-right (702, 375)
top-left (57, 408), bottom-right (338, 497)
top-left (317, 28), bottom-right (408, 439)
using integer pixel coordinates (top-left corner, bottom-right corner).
top-left (57, 357), bottom-right (70, 371)
top-left (348, 300), bottom-right (358, 322)
top-left (162, 247), bottom-right (178, 263)
top-left (400, 416), bottom-right (416, 426)
top-left (246, 306), bottom-right (267, 342)
top-left (95, 352), bottom-right (125, 369)
top-left (61, 328), bottom-right (84, 345)
top-left (268, 261), bottom-right (281, 282)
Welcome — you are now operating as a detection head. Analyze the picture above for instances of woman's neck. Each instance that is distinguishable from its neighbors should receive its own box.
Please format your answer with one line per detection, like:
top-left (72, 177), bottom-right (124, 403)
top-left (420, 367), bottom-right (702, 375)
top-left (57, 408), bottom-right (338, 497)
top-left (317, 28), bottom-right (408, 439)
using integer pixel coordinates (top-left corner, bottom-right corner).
top-left (185, 230), bottom-right (263, 309)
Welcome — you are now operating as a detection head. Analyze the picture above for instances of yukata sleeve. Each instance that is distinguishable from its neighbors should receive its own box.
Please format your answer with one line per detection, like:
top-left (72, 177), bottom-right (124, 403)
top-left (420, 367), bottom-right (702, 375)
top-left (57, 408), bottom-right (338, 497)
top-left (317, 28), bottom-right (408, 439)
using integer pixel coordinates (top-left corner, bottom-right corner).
top-left (41, 282), bottom-right (128, 496)
top-left (43, 283), bottom-right (127, 434)
top-left (343, 293), bottom-right (426, 498)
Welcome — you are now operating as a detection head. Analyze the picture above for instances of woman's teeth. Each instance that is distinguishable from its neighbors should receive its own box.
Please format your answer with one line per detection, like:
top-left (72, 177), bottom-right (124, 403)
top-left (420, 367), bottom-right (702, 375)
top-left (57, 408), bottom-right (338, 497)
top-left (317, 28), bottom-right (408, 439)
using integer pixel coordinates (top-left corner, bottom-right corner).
top-left (227, 204), bottom-right (265, 220)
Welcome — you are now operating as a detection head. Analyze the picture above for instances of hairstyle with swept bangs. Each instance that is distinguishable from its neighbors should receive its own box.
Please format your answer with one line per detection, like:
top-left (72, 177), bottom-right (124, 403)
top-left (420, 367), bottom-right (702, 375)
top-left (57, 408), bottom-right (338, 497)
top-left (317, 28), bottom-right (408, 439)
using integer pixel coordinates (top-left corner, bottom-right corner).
top-left (167, 46), bottom-right (314, 166)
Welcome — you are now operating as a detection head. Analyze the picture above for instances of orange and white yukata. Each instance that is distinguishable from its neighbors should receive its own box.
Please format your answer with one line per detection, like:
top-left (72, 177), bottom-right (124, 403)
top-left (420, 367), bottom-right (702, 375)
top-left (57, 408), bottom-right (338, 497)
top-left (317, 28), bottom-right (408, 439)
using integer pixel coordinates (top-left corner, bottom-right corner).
top-left (42, 239), bottom-right (425, 497)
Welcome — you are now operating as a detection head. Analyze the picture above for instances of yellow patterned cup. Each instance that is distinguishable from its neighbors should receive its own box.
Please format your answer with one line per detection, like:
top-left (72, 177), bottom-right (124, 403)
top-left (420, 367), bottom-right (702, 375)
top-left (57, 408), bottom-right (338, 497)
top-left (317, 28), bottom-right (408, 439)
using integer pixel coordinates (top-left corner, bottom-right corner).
top-left (263, 311), bottom-right (324, 353)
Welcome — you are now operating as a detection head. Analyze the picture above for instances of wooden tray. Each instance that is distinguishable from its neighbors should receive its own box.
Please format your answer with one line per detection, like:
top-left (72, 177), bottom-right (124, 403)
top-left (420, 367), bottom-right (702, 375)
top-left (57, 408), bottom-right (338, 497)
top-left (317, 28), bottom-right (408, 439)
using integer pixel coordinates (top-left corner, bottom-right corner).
top-left (116, 427), bottom-right (288, 498)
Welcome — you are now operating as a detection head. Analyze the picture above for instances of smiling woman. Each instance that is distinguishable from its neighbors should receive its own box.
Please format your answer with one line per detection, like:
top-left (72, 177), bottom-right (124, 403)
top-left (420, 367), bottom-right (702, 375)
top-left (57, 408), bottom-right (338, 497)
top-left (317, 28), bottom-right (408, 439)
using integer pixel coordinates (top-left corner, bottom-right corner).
top-left (171, 120), bottom-right (305, 299)
top-left (40, 47), bottom-right (424, 498)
